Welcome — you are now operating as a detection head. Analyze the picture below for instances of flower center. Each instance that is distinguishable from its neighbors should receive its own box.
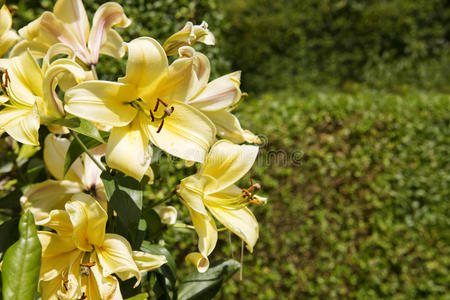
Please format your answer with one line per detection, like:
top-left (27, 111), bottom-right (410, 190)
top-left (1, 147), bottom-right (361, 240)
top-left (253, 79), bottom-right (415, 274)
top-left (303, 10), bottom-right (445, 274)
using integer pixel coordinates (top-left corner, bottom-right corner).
top-left (129, 98), bottom-right (175, 133)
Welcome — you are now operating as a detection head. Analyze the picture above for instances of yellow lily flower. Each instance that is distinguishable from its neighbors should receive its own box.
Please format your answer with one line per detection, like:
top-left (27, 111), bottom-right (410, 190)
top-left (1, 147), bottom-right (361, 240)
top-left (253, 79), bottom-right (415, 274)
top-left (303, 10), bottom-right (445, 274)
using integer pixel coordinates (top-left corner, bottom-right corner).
top-left (21, 134), bottom-right (107, 232)
top-left (168, 47), bottom-right (260, 144)
top-left (65, 37), bottom-right (216, 180)
top-left (0, 49), bottom-right (85, 145)
top-left (163, 21), bottom-right (215, 56)
top-left (37, 193), bottom-right (167, 300)
top-left (11, 0), bottom-right (130, 65)
top-left (177, 140), bottom-right (266, 271)
top-left (0, 5), bottom-right (20, 57)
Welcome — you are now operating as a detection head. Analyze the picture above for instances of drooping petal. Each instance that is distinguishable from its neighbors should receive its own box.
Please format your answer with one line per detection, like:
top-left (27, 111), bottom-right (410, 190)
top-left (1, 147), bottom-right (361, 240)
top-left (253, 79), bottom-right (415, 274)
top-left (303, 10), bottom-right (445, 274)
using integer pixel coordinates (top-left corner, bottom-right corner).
top-left (203, 110), bottom-right (261, 144)
top-left (141, 101), bottom-right (216, 163)
top-left (40, 277), bottom-right (64, 300)
top-left (53, 0), bottom-right (90, 49)
top-left (0, 106), bottom-right (40, 145)
top-left (81, 144), bottom-right (105, 189)
top-left (188, 71), bottom-right (242, 112)
top-left (42, 43), bottom-right (76, 73)
top-left (88, 2), bottom-right (131, 64)
top-left (185, 252), bottom-right (209, 273)
top-left (89, 254), bottom-right (123, 300)
top-left (45, 209), bottom-right (73, 235)
top-left (65, 193), bottom-right (107, 250)
top-left (132, 251), bottom-right (167, 272)
top-left (106, 117), bottom-right (152, 181)
top-left (42, 58), bottom-right (86, 118)
top-left (95, 233), bottom-right (141, 286)
top-left (204, 184), bottom-right (242, 209)
top-left (156, 47), bottom-right (210, 103)
top-left (186, 206), bottom-right (217, 257)
top-left (20, 179), bottom-right (83, 225)
top-left (202, 140), bottom-right (259, 194)
top-left (163, 21), bottom-right (215, 56)
top-left (65, 80), bottom-right (138, 127)
top-left (8, 39), bottom-right (49, 59)
top-left (119, 37), bottom-right (168, 100)
top-left (0, 5), bottom-right (12, 36)
top-left (207, 205), bottom-right (259, 252)
top-left (43, 134), bottom-right (84, 182)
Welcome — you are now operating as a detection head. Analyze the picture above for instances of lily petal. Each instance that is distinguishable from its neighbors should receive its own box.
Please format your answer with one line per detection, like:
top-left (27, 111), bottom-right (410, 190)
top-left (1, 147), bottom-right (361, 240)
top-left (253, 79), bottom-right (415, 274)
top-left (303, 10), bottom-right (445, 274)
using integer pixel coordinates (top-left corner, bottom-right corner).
top-left (88, 2), bottom-right (131, 64)
top-left (163, 21), bottom-right (215, 56)
top-left (0, 30), bottom-right (19, 57)
top-left (178, 174), bottom-right (211, 215)
top-left (202, 140), bottom-right (259, 193)
top-left (53, 0), bottom-right (89, 49)
top-left (106, 117), bottom-right (152, 181)
top-left (43, 134), bottom-right (83, 182)
top-left (20, 179), bottom-right (83, 225)
top-left (185, 252), bottom-right (209, 273)
top-left (119, 37), bottom-right (168, 100)
top-left (65, 80), bottom-right (138, 127)
top-left (154, 206), bottom-right (178, 225)
top-left (186, 206), bottom-right (217, 257)
top-left (132, 251), bottom-right (167, 272)
top-left (207, 205), bottom-right (259, 252)
top-left (188, 71), bottom-right (242, 112)
top-left (0, 5), bottom-right (12, 36)
top-left (89, 254), bottom-right (123, 300)
top-left (65, 193), bottom-right (107, 250)
top-left (0, 106), bottom-right (40, 145)
top-left (141, 101), bottom-right (216, 163)
top-left (96, 233), bottom-right (140, 286)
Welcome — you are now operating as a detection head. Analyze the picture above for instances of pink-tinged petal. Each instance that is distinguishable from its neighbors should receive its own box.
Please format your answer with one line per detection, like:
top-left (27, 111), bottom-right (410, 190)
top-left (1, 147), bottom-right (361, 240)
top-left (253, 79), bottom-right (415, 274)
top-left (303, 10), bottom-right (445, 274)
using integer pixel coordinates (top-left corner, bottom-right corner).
top-left (53, 0), bottom-right (90, 48)
top-left (88, 2), bottom-right (131, 64)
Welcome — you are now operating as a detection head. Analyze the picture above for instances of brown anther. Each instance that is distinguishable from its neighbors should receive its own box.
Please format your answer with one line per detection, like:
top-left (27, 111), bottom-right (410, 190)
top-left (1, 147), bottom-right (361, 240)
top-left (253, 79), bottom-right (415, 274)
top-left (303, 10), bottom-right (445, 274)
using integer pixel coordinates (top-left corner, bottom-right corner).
top-left (154, 98), bottom-right (168, 112)
top-left (80, 262), bottom-right (96, 267)
top-left (63, 279), bottom-right (69, 291)
top-left (156, 119), bottom-right (165, 133)
top-left (79, 292), bottom-right (87, 300)
top-left (163, 107), bottom-right (174, 116)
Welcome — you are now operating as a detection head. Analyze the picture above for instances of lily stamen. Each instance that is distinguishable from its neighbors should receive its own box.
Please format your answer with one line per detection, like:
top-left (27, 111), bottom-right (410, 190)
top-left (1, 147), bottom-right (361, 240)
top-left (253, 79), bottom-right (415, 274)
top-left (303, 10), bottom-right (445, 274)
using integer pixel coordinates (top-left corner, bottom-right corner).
top-left (154, 98), bottom-right (168, 112)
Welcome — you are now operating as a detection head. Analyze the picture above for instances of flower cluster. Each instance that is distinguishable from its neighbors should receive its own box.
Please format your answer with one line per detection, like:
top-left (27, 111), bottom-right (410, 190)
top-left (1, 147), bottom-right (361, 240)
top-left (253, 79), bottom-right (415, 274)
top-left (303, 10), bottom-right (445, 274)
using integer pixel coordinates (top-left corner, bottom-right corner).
top-left (0, 0), bottom-right (266, 298)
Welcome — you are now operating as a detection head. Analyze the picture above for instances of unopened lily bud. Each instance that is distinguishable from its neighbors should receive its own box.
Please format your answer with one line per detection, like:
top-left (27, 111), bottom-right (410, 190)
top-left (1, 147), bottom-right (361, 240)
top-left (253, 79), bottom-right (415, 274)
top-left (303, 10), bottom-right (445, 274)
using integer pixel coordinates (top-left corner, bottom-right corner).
top-left (163, 21), bottom-right (215, 56)
top-left (154, 206), bottom-right (178, 225)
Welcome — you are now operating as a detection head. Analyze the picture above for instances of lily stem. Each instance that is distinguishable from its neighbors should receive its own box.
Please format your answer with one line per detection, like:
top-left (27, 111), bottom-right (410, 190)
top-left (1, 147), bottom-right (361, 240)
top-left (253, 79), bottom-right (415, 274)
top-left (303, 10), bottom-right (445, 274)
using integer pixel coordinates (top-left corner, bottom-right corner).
top-left (149, 187), bottom-right (177, 208)
top-left (90, 64), bottom-right (98, 80)
top-left (71, 130), bottom-right (106, 172)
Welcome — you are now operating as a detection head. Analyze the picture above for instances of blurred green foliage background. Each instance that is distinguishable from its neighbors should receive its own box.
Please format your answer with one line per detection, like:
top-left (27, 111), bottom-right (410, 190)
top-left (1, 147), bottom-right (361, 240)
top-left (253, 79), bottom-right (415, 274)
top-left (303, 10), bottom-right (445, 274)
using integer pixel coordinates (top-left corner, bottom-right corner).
top-left (5, 0), bottom-right (450, 299)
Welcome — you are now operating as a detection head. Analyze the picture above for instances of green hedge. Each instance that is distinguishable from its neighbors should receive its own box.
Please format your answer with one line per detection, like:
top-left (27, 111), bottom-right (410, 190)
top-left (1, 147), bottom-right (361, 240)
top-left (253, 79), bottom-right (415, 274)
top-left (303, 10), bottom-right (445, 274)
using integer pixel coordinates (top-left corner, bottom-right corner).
top-left (220, 0), bottom-right (450, 92)
top-left (215, 90), bottom-right (449, 299)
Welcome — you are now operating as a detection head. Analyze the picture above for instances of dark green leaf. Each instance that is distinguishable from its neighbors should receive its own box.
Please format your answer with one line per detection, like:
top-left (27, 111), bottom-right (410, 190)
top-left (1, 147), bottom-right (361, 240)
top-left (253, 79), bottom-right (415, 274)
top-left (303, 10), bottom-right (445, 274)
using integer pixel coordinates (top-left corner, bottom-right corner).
top-left (178, 259), bottom-right (240, 300)
top-left (1, 211), bottom-right (42, 300)
top-left (53, 114), bottom-right (104, 143)
top-left (0, 217), bottom-right (19, 257)
top-left (142, 209), bottom-right (164, 241)
top-left (26, 158), bottom-right (45, 183)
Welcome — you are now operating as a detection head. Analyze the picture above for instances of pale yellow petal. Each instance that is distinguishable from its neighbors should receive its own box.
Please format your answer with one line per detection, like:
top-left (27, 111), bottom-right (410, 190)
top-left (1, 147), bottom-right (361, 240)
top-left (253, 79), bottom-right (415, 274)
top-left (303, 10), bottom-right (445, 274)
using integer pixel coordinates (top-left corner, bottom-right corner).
top-left (89, 255), bottom-right (123, 300)
top-left (65, 193), bottom-right (107, 250)
top-left (40, 277), bottom-right (64, 300)
top-left (207, 205), bottom-right (259, 252)
top-left (188, 71), bottom-right (242, 112)
top-left (185, 252), bottom-right (209, 273)
top-left (132, 251), bottom-right (167, 272)
top-left (20, 179), bottom-right (83, 225)
top-left (88, 2), bottom-right (131, 64)
top-left (65, 80), bottom-right (138, 127)
top-left (119, 37), bottom-right (168, 99)
top-left (0, 5), bottom-right (12, 36)
top-left (42, 43), bottom-right (76, 73)
top-left (38, 231), bottom-right (77, 258)
top-left (8, 39), bottom-right (49, 59)
top-left (96, 233), bottom-right (140, 286)
top-left (141, 101), bottom-right (215, 163)
top-left (186, 206), bottom-right (217, 257)
top-left (0, 30), bottom-right (20, 57)
top-left (45, 209), bottom-right (74, 235)
top-left (106, 117), bottom-right (152, 181)
top-left (202, 140), bottom-right (259, 193)
top-left (43, 134), bottom-right (83, 182)
top-left (0, 106), bottom-right (40, 145)
top-left (163, 21), bottom-right (215, 56)
top-left (178, 174), bottom-right (210, 215)
top-left (43, 58), bottom-right (86, 118)
top-left (156, 47), bottom-right (210, 102)
top-left (53, 0), bottom-right (89, 48)
top-left (203, 110), bottom-right (261, 144)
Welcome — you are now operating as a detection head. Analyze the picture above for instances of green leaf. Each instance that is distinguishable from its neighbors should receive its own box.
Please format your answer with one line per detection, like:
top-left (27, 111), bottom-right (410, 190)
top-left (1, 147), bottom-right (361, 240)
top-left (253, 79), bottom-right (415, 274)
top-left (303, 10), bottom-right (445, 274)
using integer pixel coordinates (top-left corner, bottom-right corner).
top-left (1, 211), bottom-right (42, 300)
top-left (63, 133), bottom-right (105, 176)
top-left (16, 144), bottom-right (41, 164)
top-left (53, 114), bottom-right (104, 143)
top-left (125, 293), bottom-right (149, 300)
top-left (142, 209), bottom-right (164, 241)
top-left (101, 171), bottom-right (142, 247)
top-left (178, 259), bottom-right (240, 300)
